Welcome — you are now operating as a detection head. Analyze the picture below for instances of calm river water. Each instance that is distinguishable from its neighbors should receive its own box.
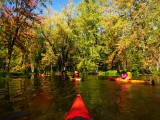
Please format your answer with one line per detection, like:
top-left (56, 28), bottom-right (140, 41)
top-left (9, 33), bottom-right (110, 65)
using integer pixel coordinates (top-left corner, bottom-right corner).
top-left (0, 75), bottom-right (160, 120)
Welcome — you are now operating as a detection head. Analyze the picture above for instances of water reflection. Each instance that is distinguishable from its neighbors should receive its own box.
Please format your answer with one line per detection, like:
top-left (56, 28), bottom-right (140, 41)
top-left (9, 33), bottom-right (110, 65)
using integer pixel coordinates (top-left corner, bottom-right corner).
top-left (135, 74), bottom-right (160, 85)
top-left (76, 75), bottom-right (160, 120)
top-left (0, 75), bottom-right (77, 120)
top-left (0, 75), bottom-right (160, 120)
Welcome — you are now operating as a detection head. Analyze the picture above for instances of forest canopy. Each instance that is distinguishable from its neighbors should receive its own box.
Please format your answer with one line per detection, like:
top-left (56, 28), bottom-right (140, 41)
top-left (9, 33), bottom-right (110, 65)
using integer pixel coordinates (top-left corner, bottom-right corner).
top-left (0, 0), bottom-right (159, 74)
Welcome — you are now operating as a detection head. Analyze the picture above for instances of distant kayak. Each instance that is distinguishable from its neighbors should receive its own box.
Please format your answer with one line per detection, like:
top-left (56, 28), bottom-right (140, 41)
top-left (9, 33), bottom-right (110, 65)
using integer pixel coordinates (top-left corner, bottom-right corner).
top-left (69, 76), bottom-right (82, 81)
top-left (108, 76), bottom-right (155, 85)
top-left (64, 94), bottom-right (93, 120)
top-left (36, 74), bottom-right (50, 77)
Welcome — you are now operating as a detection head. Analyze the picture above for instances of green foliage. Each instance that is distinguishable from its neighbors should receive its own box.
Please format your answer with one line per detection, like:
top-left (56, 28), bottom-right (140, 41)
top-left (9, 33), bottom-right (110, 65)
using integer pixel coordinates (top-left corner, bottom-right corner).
top-left (0, 0), bottom-right (159, 73)
top-left (103, 0), bottom-right (160, 71)
top-left (0, 0), bottom-right (52, 72)
top-left (74, 0), bottom-right (104, 72)
top-left (99, 70), bottom-right (117, 76)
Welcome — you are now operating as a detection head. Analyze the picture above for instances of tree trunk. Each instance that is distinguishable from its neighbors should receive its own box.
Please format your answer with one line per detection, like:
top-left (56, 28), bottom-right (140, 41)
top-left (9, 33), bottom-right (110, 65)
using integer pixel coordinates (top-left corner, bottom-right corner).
top-left (6, 47), bottom-right (13, 72)
top-left (6, 27), bottom-right (19, 72)
top-left (31, 62), bottom-right (34, 73)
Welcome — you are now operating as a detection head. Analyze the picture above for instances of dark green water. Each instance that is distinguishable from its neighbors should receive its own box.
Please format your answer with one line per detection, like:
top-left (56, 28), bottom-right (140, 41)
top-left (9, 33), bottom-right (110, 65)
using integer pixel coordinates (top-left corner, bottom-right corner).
top-left (0, 75), bottom-right (160, 120)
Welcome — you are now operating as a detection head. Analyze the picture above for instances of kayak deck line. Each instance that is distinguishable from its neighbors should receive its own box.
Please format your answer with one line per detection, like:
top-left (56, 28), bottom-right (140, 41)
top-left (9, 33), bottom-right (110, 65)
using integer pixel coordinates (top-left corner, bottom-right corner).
top-left (108, 76), bottom-right (155, 85)
top-left (64, 94), bottom-right (93, 120)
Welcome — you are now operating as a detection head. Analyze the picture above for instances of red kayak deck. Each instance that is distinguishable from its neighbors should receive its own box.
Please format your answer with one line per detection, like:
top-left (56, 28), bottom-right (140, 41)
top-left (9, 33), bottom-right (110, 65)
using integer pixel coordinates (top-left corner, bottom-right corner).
top-left (108, 76), bottom-right (154, 85)
top-left (64, 94), bottom-right (93, 120)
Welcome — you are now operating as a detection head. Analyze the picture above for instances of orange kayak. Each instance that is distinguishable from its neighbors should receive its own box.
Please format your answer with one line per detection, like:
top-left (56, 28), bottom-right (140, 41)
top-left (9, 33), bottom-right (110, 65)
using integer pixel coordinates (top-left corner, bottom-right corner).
top-left (108, 77), bottom-right (155, 85)
top-left (64, 94), bottom-right (93, 120)
top-left (36, 74), bottom-right (50, 77)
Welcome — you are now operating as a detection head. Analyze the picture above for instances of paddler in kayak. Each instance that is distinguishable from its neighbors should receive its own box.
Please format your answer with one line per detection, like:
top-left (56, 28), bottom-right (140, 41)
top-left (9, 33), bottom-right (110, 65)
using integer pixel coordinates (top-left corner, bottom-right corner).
top-left (126, 71), bottom-right (132, 80)
top-left (121, 71), bottom-right (127, 79)
top-left (73, 71), bottom-right (79, 78)
top-left (121, 70), bottom-right (132, 80)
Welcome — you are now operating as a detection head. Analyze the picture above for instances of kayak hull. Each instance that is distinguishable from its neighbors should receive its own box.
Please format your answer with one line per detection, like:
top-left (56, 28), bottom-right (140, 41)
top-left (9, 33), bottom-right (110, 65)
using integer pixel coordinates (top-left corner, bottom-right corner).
top-left (69, 76), bottom-right (82, 81)
top-left (36, 74), bottom-right (50, 77)
top-left (64, 94), bottom-right (93, 120)
top-left (108, 77), bottom-right (153, 85)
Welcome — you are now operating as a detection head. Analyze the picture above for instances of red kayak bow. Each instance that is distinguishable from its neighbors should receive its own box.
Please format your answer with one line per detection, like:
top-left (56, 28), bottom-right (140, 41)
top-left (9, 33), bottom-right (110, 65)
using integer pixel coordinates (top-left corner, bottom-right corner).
top-left (64, 94), bottom-right (93, 120)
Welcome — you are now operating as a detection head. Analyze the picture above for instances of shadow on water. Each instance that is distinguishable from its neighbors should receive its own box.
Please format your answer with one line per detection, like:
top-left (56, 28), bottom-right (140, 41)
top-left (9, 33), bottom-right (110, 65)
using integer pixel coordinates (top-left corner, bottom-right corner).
top-left (0, 74), bottom-right (160, 120)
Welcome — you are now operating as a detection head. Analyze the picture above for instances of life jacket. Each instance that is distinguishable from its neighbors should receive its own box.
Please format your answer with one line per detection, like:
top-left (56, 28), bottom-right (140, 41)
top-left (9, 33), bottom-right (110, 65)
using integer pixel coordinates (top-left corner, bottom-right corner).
top-left (74, 73), bottom-right (79, 78)
top-left (121, 73), bottom-right (128, 79)
top-left (126, 72), bottom-right (132, 80)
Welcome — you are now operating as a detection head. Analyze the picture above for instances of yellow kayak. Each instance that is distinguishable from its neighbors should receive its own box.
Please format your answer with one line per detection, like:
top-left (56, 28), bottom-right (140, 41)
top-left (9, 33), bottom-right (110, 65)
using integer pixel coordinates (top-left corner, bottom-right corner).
top-left (69, 76), bottom-right (82, 81)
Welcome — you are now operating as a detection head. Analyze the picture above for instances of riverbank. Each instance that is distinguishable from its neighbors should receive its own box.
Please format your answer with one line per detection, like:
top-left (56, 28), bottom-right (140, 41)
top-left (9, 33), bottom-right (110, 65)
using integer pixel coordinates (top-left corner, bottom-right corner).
top-left (1, 70), bottom-right (159, 79)
top-left (0, 71), bottom-right (33, 78)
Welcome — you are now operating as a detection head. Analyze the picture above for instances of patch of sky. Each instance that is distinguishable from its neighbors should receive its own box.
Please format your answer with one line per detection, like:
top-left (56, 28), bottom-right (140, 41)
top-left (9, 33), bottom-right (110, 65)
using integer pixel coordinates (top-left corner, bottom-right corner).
top-left (48, 0), bottom-right (82, 12)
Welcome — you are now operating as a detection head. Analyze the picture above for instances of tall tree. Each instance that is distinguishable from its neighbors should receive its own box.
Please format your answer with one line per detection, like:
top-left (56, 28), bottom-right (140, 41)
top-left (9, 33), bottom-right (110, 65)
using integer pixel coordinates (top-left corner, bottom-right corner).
top-left (0, 0), bottom-right (51, 71)
top-left (40, 1), bottom-right (77, 73)
top-left (103, 0), bottom-right (160, 72)
top-left (75, 0), bottom-right (104, 72)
